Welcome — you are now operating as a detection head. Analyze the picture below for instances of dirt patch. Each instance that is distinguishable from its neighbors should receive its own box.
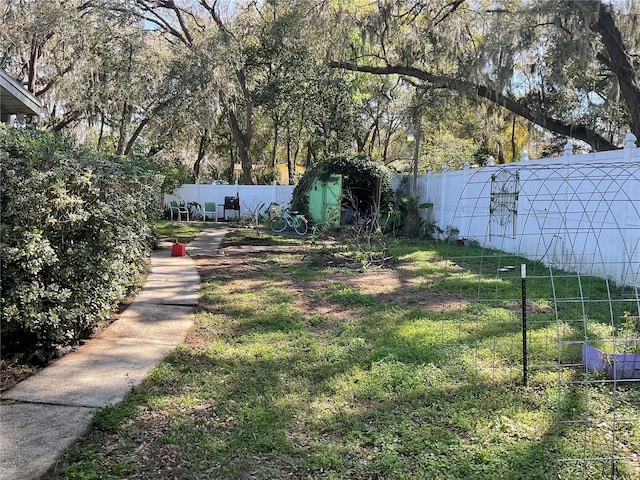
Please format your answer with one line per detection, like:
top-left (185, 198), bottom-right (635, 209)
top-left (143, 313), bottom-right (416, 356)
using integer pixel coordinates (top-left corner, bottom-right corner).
top-left (195, 250), bottom-right (466, 326)
top-left (0, 363), bottom-right (39, 393)
top-left (220, 230), bottom-right (302, 248)
top-left (221, 237), bottom-right (275, 247)
top-left (295, 268), bottom-right (466, 318)
top-left (196, 256), bottom-right (275, 278)
top-left (217, 245), bottom-right (302, 256)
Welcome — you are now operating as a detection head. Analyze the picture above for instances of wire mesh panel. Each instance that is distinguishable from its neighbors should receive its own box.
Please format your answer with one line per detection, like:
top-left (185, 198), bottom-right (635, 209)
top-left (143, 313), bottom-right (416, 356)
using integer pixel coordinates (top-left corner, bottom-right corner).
top-left (437, 160), bottom-right (640, 478)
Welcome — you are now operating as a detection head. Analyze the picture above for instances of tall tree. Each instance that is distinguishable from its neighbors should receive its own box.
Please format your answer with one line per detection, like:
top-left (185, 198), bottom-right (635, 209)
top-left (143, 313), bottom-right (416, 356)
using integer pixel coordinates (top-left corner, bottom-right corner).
top-left (0, 0), bottom-right (171, 153)
top-left (328, 0), bottom-right (640, 150)
top-left (250, 0), bottom-right (314, 183)
top-left (589, 1), bottom-right (640, 145)
top-left (132, 0), bottom-right (260, 183)
top-left (0, 0), bottom-right (90, 128)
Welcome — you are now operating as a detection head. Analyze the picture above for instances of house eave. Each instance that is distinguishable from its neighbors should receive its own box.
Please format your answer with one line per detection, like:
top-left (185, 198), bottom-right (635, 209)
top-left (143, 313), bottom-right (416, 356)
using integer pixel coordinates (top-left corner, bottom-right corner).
top-left (0, 69), bottom-right (44, 117)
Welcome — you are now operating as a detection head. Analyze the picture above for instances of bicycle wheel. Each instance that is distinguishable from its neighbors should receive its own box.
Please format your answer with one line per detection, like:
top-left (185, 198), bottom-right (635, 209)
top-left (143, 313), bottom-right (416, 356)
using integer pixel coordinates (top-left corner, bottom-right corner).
top-left (293, 216), bottom-right (308, 235)
top-left (270, 215), bottom-right (287, 232)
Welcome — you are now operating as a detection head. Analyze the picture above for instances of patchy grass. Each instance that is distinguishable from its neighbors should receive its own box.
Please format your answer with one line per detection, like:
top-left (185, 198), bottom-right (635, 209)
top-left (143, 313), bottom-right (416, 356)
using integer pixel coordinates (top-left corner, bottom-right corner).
top-left (154, 220), bottom-right (211, 244)
top-left (42, 235), bottom-right (640, 480)
top-left (222, 229), bottom-right (306, 246)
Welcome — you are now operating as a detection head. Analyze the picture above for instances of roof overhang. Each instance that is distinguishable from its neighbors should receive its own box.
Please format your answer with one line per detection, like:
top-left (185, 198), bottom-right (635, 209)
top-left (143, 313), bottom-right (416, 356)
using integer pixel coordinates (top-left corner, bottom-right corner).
top-left (0, 69), bottom-right (44, 117)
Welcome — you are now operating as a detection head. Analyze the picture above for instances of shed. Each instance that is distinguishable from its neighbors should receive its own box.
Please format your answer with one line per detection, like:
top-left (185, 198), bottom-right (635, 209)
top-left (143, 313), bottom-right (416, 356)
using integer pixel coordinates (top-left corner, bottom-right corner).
top-left (291, 155), bottom-right (395, 228)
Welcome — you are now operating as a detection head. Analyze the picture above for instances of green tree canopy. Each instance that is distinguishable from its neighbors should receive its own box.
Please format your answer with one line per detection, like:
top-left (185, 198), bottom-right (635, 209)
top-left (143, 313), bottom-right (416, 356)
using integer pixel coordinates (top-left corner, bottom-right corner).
top-left (328, 0), bottom-right (640, 150)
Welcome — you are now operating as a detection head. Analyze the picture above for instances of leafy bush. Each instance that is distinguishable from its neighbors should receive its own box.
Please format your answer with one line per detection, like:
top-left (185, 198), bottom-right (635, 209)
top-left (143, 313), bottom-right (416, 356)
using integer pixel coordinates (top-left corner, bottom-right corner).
top-left (0, 126), bottom-right (162, 351)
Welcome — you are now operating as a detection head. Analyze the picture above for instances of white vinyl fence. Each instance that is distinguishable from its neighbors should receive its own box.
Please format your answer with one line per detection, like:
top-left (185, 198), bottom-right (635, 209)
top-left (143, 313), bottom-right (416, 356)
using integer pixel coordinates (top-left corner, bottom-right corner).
top-left (166, 182), bottom-right (296, 220)
top-left (396, 134), bottom-right (640, 286)
top-left (169, 136), bottom-right (639, 285)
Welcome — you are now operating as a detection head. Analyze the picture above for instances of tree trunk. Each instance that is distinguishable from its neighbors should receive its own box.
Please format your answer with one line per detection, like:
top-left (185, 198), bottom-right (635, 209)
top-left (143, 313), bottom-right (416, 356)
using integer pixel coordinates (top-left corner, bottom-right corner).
top-left (236, 137), bottom-right (254, 184)
top-left (305, 143), bottom-right (313, 166)
top-left (590, 2), bottom-right (640, 146)
top-left (223, 100), bottom-right (256, 184)
top-left (124, 118), bottom-right (149, 156)
top-left (271, 120), bottom-right (279, 168)
top-left (115, 101), bottom-right (129, 156)
top-left (98, 111), bottom-right (105, 150)
top-left (193, 129), bottom-right (209, 180)
top-left (27, 41), bottom-right (39, 94)
top-left (286, 127), bottom-right (294, 185)
top-left (381, 121), bottom-right (397, 164)
top-left (497, 140), bottom-right (505, 164)
top-left (221, 69), bottom-right (256, 184)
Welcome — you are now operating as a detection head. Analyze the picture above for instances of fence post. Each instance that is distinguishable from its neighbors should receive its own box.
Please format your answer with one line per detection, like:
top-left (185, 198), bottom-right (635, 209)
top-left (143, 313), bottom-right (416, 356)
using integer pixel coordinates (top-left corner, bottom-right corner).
top-left (426, 168), bottom-right (432, 224)
top-left (563, 142), bottom-right (573, 159)
top-left (624, 132), bottom-right (637, 161)
top-left (462, 162), bottom-right (471, 236)
top-left (440, 164), bottom-right (448, 228)
top-left (521, 263), bottom-right (528, 386)
top-left (196, 180), bottom-right (201, 216)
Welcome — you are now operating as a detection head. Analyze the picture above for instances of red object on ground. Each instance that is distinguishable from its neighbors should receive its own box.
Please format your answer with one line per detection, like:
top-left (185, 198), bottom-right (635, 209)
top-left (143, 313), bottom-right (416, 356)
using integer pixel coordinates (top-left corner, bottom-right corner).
top-left (171, 243), bottom-right (186, 257)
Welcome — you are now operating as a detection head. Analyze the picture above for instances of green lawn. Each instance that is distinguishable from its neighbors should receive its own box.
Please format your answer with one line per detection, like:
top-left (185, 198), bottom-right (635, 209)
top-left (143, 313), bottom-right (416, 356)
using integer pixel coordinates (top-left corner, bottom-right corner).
top-left (43, 235), bottom-right (640, 479)
top-left (153, 220), bottom-right (212, 244)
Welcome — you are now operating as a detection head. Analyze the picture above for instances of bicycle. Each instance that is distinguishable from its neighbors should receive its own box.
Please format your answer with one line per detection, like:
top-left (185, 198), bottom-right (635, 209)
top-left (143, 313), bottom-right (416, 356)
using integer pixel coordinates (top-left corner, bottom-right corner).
top-left (269, 207), bottom-right (309, 235)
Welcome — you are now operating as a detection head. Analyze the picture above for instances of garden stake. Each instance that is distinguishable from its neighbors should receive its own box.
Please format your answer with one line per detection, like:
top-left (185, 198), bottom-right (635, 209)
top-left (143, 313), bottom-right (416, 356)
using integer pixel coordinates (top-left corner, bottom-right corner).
top-left (521, 263), bottom-right (528, 386)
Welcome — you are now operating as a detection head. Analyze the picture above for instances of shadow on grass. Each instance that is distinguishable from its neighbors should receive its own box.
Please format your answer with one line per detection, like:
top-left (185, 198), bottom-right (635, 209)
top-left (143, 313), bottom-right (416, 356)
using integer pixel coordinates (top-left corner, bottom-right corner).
top-left (133, 342), bottom-right (561, 479)
top-left (49, 241), bottom-right (638, 480)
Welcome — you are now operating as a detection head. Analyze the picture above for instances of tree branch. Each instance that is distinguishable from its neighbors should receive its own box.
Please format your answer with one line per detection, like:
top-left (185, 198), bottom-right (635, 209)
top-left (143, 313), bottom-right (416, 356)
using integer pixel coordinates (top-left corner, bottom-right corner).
top-left (35, 63), bottom-right (74, 97)
top-left (124, 118), bottom-right (149, 156)
top-left (50, 110), bottom-right (83, 132)
top-left (199, 0), bottom-right (234, 39)
top-left (329, 61), bottom-right (618, 151)
top-left (433, 0), bottom-right (467, 27)
top-left (133, 0), bottom-right (192, 46)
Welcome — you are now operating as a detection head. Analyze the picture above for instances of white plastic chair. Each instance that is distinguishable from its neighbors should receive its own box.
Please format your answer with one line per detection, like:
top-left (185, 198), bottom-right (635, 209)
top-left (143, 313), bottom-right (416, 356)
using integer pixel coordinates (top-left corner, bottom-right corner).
top-left (169, 200), bottom-right (189, 221)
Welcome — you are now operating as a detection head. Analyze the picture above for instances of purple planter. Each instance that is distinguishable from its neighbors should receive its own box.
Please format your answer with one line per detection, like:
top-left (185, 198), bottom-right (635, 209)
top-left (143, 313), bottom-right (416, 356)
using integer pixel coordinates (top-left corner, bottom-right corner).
top-left (582, 343), bottom-right (640, 380)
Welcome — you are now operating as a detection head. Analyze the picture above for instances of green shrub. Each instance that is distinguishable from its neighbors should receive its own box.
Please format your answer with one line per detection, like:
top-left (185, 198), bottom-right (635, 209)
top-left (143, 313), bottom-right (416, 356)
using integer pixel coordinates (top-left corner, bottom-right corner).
top-left (0, 126), bottom-right (162, 350)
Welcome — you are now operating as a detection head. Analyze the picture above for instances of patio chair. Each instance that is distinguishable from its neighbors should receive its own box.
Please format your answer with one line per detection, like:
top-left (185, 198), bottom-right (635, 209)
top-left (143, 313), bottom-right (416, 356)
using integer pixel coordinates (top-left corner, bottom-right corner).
top-left (203, 202), bottom-right (218, 222)
top-left (169, 200), bottom-right (189, 221)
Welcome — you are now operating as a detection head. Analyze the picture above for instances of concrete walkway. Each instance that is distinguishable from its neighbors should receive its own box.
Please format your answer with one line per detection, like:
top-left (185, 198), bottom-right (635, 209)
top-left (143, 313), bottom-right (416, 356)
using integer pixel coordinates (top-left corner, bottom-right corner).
top-left (184, 227), bottom-right (228, 257)
top-left (0, 227), bottom-right (226, 480)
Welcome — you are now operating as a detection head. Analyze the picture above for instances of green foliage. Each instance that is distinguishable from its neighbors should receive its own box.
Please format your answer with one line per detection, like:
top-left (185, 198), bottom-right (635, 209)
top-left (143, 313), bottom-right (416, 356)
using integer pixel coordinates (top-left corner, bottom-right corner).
top-left (291, 154), bottom-right (395, 217)
top-left (93, 400), bottom-right (139, 433)
top-left (0, 126), bottom-right (161, 350)
top-left (142, 157), bottom-right (193, 194)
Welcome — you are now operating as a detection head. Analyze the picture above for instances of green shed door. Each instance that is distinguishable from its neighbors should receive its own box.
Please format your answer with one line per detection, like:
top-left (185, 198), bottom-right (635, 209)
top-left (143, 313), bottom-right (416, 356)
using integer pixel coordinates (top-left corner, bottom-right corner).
top-left (307, 174), bottom-right (342, 227)
top-left (323, 174), bottom-right (342, 227)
